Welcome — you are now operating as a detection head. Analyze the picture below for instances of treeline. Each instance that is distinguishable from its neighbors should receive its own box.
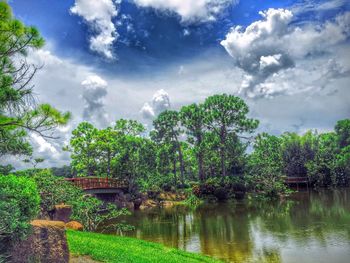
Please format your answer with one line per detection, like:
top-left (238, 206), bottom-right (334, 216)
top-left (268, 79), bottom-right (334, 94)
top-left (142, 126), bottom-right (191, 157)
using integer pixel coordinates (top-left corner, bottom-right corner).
top-left (67, 95), bottom-right (257, 192)
top-left (66, 94), bottom-right (350, 196)
top-left (247, 120), bottom-right (350, 196)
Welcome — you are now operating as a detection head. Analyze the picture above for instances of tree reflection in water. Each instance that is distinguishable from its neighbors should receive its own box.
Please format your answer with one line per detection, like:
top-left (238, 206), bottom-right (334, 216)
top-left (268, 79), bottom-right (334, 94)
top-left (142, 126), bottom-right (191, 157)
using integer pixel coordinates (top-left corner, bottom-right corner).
top-left (107, 189), bottom-right (350, 263)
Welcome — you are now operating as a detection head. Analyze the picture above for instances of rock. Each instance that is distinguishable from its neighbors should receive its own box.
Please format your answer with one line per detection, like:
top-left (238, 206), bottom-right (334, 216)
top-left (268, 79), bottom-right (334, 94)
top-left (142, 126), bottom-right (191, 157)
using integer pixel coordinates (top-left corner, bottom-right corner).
top-left (65, 221), bottom-right (83, 231)
top-left (139, 199), bottom-right (158, 210)
top-left (159, 192), bottom-right (186, 201)
top-left (52, 204), bottom-right (72, 223)
top-left (160, 201), bottom-right (180, 208)
top-left (10, 220), bottom-right (69, 263)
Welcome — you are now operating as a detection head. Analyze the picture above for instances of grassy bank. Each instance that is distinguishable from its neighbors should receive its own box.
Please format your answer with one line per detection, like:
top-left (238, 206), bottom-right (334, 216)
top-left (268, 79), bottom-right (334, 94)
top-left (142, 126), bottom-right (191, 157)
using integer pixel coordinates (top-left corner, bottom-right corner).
top-left (67, 230), bottom-right (221, 263)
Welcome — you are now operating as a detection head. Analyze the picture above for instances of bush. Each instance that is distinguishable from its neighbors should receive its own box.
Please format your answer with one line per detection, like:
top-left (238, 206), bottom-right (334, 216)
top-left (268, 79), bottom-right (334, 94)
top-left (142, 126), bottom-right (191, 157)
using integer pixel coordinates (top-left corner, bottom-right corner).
top-left (0, 175), bottom-right (40, 259)
top-left (16, 169), bottom-right (131, 233)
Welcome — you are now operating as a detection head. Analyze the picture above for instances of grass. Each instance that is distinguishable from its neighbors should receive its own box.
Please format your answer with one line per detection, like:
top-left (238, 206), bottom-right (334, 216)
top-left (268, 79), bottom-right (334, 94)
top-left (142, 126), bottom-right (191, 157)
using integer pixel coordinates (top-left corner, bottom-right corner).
top-left (67, 230), bottom-right (222, 263)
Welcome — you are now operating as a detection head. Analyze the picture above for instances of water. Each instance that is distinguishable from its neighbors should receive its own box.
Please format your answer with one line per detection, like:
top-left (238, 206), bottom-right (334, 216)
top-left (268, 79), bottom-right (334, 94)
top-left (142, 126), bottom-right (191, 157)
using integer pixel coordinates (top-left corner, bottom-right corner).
top-left (114, 189), bottom-right (350, 263)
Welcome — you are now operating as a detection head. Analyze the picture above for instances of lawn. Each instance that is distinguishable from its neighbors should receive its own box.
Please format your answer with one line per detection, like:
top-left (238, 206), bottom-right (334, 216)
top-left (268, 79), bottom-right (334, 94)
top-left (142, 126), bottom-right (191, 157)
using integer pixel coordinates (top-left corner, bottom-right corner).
top-left (67, 230), bottom-right (222, 263)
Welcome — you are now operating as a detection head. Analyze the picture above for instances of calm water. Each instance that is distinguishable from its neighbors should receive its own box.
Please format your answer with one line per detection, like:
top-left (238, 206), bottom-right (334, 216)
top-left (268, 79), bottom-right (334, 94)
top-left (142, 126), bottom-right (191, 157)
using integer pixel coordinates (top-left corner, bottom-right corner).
top-left (116, 189), bottom-right (350, 263)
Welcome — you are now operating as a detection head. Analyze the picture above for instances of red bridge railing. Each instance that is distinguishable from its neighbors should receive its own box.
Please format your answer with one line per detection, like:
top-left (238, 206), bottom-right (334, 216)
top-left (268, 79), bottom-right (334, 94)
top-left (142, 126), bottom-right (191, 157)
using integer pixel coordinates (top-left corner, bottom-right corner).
top-left (65, 177), bottom-right (128, 190)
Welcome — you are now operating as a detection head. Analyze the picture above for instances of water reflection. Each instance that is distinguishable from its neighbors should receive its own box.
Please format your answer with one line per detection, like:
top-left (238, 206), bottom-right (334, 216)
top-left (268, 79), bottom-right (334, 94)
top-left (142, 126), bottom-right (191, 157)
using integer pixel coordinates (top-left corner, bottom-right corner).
top-left (111, 189), bottom-right (350, 263)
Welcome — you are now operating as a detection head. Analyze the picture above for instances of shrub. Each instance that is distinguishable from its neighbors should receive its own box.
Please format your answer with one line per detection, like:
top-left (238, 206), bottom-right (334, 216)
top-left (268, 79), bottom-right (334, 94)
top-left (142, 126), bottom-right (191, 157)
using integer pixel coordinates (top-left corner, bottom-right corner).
top-left (16, 169), bottom-right (131, 233)
top-left (0, 175), bottom-right (40, 259)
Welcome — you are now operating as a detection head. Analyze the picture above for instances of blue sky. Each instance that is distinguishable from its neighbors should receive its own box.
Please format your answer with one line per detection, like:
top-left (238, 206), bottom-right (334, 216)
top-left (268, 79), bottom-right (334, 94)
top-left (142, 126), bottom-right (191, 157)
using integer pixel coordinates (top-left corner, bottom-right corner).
top-left (11, 0), bottom-right (323, 74)
top-left (7, 0), bottom-right (350, 168)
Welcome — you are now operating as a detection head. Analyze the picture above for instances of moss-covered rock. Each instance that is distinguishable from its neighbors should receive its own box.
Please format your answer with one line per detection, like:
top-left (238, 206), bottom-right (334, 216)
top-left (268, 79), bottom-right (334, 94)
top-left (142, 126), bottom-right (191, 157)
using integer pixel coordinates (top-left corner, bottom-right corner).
top-left (10, 220), bottom-right (69, 263)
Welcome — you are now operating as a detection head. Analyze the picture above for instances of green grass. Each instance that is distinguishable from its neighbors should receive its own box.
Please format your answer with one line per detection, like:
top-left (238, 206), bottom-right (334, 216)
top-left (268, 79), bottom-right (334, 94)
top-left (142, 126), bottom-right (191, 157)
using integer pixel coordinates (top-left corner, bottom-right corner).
top-left (67, 230), bottom-right (222, 263)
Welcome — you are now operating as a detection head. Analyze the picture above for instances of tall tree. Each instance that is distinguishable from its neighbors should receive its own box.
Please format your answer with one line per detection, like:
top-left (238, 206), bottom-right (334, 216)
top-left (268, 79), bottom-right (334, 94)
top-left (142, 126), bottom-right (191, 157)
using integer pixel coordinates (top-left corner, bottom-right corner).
top-left (95, 127), bottom-right (119, 178)
top-left (153, 110), bottom-right (185, 186)
top-left (203, 94), bottom-right (258, 178)
top-left (246, 133), bottom-right (287, 197)
top-left (114, 119), bottom-right (145, 136)
top-left (69, 122), bottom-right (99, 177)
top-left (180, 103), bottom-right (206, 182)
top-left (0, 2), bottom-right (70, 158)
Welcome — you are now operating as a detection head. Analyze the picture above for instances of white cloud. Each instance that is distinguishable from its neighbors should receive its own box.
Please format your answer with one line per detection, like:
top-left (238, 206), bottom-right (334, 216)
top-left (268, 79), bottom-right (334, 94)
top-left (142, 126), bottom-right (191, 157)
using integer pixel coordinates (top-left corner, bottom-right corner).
top-left (133, 0), bottom-right (236, 23)
top-left (140, 89), bottom-right (171, 119)
top-left (31, 133), bottom-right (59, 156)
top-left (70, 0), bottom-right (119, 59)
top-left (221, 9), bottom-right (350, 98)
top-left (81, 75), bottom-right (110, 127)
top-left (140, 102), bottom-right (155, 119)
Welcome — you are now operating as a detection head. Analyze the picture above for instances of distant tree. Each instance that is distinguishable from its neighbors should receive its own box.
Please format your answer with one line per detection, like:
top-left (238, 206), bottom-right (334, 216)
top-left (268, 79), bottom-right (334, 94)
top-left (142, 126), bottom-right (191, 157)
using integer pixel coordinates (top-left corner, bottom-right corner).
top-left (114, 119), bottom-right (145, 136)
top-left (95, 127), bottom-right (119, 178)
top-left (307, 119), bottom-right (350, 186)
top-left (180, 103), bottom-right (206, 182)
top-left (335, 119), bottom-right (350, 148)
top-left (0, 164), bottom-right (13, 175)
top-left (280, 131), bottom-right (318, 178)
top-left (246, 133), bottom-right (287, 197)
top-left (69, 122), bottom-right (99, 177)
top-left (50, 165), bottom-right (72, 178)
top-left (23, 156), bottom-right (45, 168)
top-left (153, 110), bottom-right (185, 186)
top-left (203, 94), bottom-right (259, 178)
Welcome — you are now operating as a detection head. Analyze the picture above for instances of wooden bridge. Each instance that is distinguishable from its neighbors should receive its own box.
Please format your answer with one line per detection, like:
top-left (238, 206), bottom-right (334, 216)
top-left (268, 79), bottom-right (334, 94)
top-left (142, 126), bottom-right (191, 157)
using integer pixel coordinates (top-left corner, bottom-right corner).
top-left (285, 176), bottom-right (309, 190)
top-left (65, 177), bottom-right (128, 195)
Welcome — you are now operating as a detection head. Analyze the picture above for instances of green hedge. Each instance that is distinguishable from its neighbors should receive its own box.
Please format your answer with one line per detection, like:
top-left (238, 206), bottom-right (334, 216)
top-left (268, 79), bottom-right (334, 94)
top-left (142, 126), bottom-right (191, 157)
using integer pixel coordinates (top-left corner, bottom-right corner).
top-left (0, 174), bottom-right (40, 259)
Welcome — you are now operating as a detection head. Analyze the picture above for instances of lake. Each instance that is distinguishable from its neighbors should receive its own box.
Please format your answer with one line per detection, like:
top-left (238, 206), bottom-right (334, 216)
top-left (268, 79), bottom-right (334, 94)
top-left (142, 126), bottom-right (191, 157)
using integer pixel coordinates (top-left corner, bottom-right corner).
top-left (116, 189), bottom-right (350, 263)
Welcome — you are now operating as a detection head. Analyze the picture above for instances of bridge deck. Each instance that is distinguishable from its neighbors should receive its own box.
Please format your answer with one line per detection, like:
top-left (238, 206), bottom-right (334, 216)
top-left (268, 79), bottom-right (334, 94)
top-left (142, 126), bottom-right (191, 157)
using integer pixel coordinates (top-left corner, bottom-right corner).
top-left (285, 177), bottom-right (309, 184)
top-left (65, 177), bottom-right (128, 191)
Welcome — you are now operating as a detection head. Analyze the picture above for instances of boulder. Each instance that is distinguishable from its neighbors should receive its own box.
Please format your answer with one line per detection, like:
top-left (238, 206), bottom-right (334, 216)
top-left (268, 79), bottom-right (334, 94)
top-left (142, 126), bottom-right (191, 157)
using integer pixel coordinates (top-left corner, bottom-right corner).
top-left (51, 204), bottom-right (72, 223)
top-left (10, 220), bottom-right (69, 263)
top-left (160, 201), bottom-right (180, 208)
top-left (139, 199), bottom-right (158, 210)
top-left (65, 221), bottom-right (84, 231)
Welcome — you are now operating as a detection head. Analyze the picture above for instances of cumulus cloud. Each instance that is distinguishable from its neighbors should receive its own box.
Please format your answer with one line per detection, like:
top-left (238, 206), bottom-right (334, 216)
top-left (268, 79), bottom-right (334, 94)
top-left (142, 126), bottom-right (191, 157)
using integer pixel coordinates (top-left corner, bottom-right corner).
top-left (133, 0), bottom-right (236, 23)
top-left (140, 89), bottom-right (171, 119)
top-left (70, 0), bottom-right (119, 59)
top-left (81, 75), bottom-right (109, 127)
top-left (140, 102), bottom-right (155, 119)
top-left (221, 8), bottom-right (350, 98)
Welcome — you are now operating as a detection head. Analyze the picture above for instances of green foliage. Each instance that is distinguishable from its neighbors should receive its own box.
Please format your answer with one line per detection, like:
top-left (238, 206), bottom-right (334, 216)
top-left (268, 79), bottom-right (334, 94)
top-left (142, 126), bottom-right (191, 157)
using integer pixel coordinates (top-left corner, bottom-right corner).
top-left (16, 169), bottom-right (130, 232)
top-left (280, 131), bottom-right (318, 178)
top-left (180, 103), bottom-right (206, 182)
top-left (247, 119), bottom-right (350, 195)
top-left (306, 119), bottom-right (350, 187)
top-left (23, 169), bottom-right (83, 215)
top-left (68, 120), bottom-right (157, 192)
top-left (335, 119), bottom-right (350, 148)
top-left (71, 198), bottom-right (130, 232)
top-left (183, 192), bottom-right (203, 207)
top-left (203, 94), bottom-right (259, 178)
top-left (153, 110), bottom-right (186, 185)
top-left (0, 1), bottom-right (70, 158)
top-left (0, 174), bottom-right (40, 258)
top-left (246, 133), bottom-right (289, 197)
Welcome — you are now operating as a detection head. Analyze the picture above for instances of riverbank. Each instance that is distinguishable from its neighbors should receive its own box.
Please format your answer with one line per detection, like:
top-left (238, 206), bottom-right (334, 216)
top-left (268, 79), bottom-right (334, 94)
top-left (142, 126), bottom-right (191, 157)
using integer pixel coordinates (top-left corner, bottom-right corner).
top-left (67, 230), bottom-right (222, 263)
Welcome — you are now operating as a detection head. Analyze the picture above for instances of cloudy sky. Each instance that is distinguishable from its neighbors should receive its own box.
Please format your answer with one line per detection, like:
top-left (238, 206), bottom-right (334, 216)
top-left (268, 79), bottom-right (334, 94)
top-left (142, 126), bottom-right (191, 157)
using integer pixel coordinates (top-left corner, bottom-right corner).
top-left (8, 0), bottom-right (350, 168)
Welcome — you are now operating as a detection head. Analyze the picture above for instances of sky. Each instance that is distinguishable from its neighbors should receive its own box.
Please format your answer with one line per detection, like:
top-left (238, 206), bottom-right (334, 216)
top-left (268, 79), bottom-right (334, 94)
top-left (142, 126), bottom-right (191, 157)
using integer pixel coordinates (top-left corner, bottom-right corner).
top-left (6, 0), bottom-right (350, 168)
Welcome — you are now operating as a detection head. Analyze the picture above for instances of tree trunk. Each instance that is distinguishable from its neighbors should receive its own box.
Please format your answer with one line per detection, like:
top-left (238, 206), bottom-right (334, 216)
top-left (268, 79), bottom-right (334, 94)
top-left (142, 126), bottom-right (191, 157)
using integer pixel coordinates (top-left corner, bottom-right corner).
top-left (107, 149), bottom-right (111, 178)
top-left (198, 152), bottom-right (204, 182)
top-left (173, 156), bottom-right (177, 186)
top-left (178, 144), bottom-right (185, 186)
top-left (220, 127), bottom-right (226, 179)
top-left (197, 135), bottom-right (205, 183)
